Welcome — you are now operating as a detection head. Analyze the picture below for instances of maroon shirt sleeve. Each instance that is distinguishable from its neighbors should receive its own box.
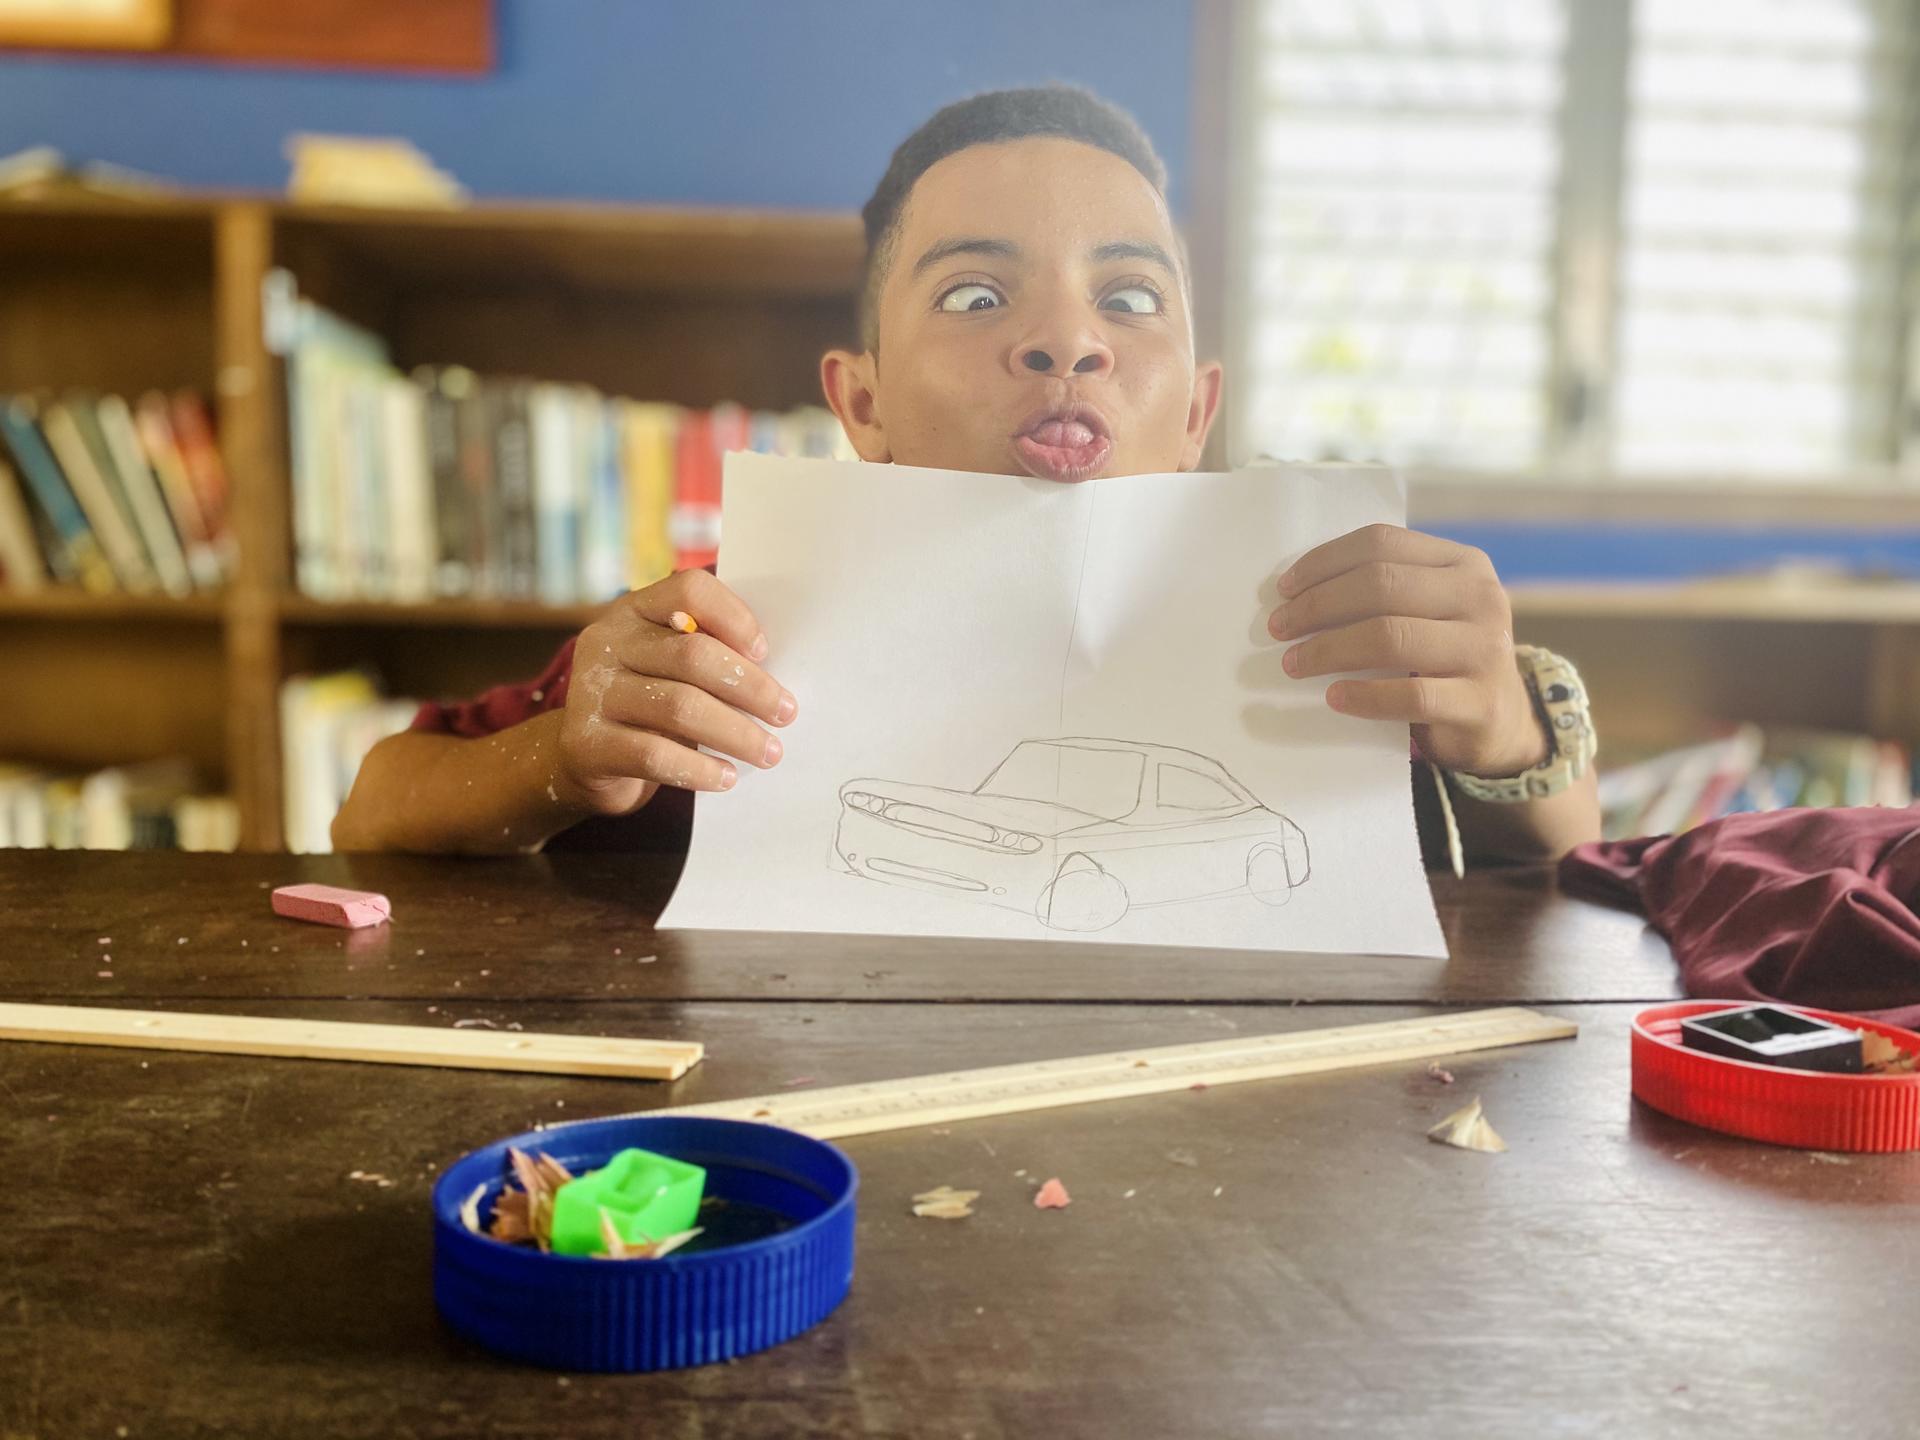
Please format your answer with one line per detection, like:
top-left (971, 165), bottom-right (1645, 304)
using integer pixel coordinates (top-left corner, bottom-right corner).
top-left (410, 637), bottom-right (577, 737)
top-left (408, 634), bottom-right (693, 853)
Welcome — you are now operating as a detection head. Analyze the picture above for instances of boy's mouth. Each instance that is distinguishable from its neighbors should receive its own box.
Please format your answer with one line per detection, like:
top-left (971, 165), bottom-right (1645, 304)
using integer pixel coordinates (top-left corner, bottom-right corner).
top-left (1012, 402), bottom-right (1113, 483)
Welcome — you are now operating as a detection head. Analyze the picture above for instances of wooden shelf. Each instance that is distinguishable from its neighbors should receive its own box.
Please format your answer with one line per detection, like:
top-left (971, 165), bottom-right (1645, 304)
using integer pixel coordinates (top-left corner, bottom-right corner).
top-left (7, 189), bottom-right (1920, 849)
top-left (276, 596), bottom-right (609, 629)
top-left (274, 201), bottom-right (864, 300)
top-left (0, 588), bottom-right (226, 622)
top-left (1509, 579), bottom-right (1920, 624)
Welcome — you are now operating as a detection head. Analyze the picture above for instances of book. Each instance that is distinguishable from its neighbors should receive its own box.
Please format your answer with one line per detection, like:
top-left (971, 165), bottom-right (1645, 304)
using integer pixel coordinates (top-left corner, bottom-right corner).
top-left (134, 393), bottom-right (224, 589)
top-left (531, 383), bottom-right (583, 605)
top-left (621, 401), bottom-right (679, 591)
top-left (0, 455), bottom-right (48, 590)
top-left (167, 392), bottom-right (233, 554)
top-left (286, 300), bottom-right (392, 599)
top-left (418, 366), bottom-right (474, 596)
top-left (41, 397), bottom-right (156, 591)
top-left (93, 393), bottom-right (193, 595)
top-left (0, 397), bottom-right (114, 591)
top-left (491, 380), bottom-right (538, 598)
top-left (380, 379), bottom-right (435, 602)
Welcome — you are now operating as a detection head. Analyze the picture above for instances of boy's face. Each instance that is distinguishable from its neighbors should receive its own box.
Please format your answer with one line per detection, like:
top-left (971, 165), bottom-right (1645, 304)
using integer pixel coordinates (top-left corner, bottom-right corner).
top-left (824, 136), bottom-right (1222, 481)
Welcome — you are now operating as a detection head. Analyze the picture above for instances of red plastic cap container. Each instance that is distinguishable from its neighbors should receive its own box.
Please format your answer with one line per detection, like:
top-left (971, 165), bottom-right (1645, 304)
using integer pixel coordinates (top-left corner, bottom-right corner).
top-left (1632, 1001), bottom-right (1920, 1153)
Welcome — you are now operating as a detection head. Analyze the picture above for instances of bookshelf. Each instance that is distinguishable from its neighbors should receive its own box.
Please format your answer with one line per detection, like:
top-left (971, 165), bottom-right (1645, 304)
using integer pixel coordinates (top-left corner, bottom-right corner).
top-left (0, 192), bottom-right (861, 850)
top-left (3, 192), bottom-right (1917, 851)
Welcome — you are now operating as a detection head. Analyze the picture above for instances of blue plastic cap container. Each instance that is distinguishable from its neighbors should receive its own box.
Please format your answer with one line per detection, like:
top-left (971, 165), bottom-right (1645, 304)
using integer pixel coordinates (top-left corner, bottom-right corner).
top-left (432, 1115), bottom-right (858, 1372)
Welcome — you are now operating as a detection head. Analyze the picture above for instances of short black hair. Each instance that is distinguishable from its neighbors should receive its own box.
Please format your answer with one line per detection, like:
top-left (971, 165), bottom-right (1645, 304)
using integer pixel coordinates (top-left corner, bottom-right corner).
top-left (858, 84), bottom-right (1171, 352)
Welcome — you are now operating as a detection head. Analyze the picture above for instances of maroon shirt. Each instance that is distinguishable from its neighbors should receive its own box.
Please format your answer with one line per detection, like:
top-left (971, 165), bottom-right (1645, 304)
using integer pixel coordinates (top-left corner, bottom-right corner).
top-left (1561, 807), bottom-right (1920, 1026)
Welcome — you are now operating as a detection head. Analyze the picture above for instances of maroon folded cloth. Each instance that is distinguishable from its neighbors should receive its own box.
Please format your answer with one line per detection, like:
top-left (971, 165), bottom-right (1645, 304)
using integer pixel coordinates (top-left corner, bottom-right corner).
top-left (1559, 807), bottom-right (1920, 1027)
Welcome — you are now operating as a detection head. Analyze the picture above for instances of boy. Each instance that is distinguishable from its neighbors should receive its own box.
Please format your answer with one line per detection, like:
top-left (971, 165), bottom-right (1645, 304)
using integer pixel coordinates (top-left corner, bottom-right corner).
top-left (333, 87), bottom-right (1601, 863)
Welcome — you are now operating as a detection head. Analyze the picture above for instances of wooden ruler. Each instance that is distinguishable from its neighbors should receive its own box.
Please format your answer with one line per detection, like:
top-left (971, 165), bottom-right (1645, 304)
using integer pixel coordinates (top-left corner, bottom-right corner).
top-left (0, 1002), bottom-right (702, 1081)
top-left (651, 1007), bottom-right (1576, 1140)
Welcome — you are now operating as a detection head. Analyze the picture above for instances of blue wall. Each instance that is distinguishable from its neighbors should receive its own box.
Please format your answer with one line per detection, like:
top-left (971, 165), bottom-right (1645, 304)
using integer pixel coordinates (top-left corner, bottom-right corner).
top-left (0, 0), bottom-right (1194, 213)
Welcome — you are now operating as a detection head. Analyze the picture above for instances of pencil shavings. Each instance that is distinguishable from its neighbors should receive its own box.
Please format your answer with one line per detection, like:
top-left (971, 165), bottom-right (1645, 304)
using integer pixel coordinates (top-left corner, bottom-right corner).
top-left (459, 1182), bottom-right (487, 1235)
top-left (1426, 1097), bottom-right (1507, 1154)
top-left (1861, 1031), bottom-right (1919, 1074)
top-left (911, 1185), bottom-right (980, 1219)
top-left (592, 1207), bottom-right (705, 1260)
top-left (1033, 1177), bottom-right (1071, 1209)
top-left (479, 1147), bottom-right (577, 1251)
top-left (1426, 1062), bottom-right (1456, 1084)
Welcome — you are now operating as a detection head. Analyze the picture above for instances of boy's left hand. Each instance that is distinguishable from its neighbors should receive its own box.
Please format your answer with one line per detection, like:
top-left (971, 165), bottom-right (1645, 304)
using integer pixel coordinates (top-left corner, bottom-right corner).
top-left (1269, 524), bottom-right (1549, 780)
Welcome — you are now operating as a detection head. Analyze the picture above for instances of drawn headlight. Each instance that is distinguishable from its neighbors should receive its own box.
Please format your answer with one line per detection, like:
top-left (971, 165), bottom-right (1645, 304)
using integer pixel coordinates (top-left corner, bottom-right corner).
top-left (997, 830), bottom-right (1042, 852)
top-left (844, 791), bottom-right (885, 813)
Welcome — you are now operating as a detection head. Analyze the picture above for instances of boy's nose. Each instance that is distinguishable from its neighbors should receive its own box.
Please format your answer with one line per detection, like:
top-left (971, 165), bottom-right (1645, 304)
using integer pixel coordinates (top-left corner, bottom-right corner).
top-left (1012, 336), bottom-right (1113, 379)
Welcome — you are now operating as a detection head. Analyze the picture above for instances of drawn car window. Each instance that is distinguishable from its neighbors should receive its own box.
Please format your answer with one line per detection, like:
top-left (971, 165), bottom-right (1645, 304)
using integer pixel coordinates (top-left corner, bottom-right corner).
top-left (1156, 763), bottom-right (1243, 812)
top-left (975, 742), bottom-right (1144, 822)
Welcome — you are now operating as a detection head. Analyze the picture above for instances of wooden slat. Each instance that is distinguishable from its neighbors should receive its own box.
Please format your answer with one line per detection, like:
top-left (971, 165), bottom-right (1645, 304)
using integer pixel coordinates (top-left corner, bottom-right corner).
top-left (661, 1008), bottom-right (1577, 1139)
top-left (0, 1001), bottom-right (703, 1080)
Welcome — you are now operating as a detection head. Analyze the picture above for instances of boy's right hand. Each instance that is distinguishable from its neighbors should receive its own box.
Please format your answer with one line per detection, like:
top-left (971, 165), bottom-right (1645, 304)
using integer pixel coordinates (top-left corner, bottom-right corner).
top-left (555, 569), bottom-right (797, 816)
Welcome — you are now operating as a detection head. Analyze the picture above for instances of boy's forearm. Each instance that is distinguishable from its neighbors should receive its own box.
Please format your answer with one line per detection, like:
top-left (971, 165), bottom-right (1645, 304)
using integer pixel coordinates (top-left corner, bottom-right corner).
top-left (331, 711), bottom-right (610, 854)
top-left (1449, 765), bottom-right (1601, 864)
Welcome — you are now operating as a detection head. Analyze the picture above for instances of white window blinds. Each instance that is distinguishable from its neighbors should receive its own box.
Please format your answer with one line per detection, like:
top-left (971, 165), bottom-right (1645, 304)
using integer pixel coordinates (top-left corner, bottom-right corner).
top-left (1614, 0), bottom-right (1909, 475)
top-left (1233, 0), bottom-right (1570, 469)
top-left (1231, 0), bottom-right (1916, 479)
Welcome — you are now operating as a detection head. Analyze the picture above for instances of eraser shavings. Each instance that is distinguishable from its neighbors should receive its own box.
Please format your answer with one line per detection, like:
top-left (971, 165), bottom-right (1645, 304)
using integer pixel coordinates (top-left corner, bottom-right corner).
top-left (1032, 1177), bottom-right (1071, 1209)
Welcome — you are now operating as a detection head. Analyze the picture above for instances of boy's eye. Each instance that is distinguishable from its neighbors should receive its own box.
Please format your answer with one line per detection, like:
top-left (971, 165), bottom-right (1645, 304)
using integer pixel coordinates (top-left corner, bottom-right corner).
top-left (938, 283), bottom-right (1002, 313)
top-left (1100, 285), bottom-right (1163, 315)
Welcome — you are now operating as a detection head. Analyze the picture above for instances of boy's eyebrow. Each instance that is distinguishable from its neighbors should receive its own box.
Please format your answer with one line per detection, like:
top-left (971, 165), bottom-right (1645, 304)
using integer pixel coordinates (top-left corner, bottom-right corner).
top-left (1091, 239), bottom-right (1178, 275)
top-left (910, 236), bottom-right (1023, 276)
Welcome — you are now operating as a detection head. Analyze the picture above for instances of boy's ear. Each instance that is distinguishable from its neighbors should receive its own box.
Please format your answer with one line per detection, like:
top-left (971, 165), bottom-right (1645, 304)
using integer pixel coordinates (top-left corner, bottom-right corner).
top-left (1179, 360), bottom-right (1225, 471)
top-left (821, 348), bottom-right (891, 462)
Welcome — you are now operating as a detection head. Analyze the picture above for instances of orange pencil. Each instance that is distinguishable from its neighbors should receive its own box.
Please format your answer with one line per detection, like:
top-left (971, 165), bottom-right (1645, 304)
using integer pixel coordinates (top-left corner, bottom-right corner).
top-left (667, 611), bottom-right (698, 634)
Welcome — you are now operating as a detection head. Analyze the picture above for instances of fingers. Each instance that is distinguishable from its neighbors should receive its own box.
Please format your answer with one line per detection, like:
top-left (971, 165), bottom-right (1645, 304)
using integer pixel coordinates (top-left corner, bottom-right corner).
top-left (1283, 616), bottom-right (1508, 681)
top-left (628, 568), bottom-right (768, 662)
top-left (581, 723), bottom-right (741, 794)
top-left (616, 626), bottom-right (795, 729)
top-left (599, 672), bottom-right (784, 770)
top-left (1278, 524), bottom-right (1474, 598)
top-left (1324, 675), bottom-right (1484, 728)
top-left (1270, 562), bottom-right (1494, 640)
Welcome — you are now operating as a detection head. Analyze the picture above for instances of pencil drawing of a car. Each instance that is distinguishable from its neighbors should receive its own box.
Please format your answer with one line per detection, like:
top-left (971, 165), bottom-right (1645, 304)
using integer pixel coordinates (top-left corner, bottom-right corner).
top-left (832, 737), bottom-right (1310, 932)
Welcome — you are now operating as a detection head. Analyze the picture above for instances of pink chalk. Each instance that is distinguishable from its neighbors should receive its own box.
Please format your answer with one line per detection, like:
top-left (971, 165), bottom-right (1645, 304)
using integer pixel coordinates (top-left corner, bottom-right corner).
top-left (1033, 1177), bottom-right (1071, 1210)
top-left (271, 883), bottom-right (392, 929)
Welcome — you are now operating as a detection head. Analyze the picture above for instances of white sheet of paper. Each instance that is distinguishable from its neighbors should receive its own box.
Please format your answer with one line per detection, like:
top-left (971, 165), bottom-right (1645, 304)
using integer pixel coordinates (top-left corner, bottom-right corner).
top-left (656, 454), bottom-right (1447, 958)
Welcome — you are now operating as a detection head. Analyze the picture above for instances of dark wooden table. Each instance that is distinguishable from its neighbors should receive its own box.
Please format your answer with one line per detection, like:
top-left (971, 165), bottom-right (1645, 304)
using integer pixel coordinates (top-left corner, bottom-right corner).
top-left (4, 852), bottom-right (1916, 1439)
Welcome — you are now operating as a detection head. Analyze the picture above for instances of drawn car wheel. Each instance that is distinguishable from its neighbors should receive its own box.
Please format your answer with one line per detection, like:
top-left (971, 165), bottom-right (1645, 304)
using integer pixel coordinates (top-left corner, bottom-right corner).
top-left (1247, 819), bottom-right (1311, 905)
top-left (1036, 853), bottom-right (1129, 932)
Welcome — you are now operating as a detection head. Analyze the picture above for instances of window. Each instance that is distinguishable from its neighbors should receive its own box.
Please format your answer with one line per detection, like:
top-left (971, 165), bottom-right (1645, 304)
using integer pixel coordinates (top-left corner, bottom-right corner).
top-left (1156, 764), bottom-right (1243, 812)
top-left (976, 743), bottom-right (1144, 821)
top-left (1230, 0), bottom-right (1913, 479)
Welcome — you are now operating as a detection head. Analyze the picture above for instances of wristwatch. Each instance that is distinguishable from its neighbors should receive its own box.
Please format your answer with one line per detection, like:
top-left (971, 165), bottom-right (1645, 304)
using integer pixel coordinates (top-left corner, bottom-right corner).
top-left (1448, 645), bottom-right (1597, 803)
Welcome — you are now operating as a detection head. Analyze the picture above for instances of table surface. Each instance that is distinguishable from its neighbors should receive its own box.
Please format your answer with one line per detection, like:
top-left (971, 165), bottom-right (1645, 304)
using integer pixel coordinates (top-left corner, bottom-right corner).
top-left (3, 851), bottom-right (1915, 1440)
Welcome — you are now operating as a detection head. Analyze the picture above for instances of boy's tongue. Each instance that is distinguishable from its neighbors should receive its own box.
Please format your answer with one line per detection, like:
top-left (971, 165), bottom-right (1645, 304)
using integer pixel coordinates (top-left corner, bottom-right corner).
top-left (1014, 414), bottom-right (1112, 482)
top-left (1026, 417), bottom-right (1097, 448)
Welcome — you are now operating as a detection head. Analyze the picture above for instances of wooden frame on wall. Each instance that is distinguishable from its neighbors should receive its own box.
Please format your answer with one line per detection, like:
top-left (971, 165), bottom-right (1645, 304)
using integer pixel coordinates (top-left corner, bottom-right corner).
top-left (0, 0), bottom-right (491, 72)
top-left (0, 0), bottom-right (172, 51)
